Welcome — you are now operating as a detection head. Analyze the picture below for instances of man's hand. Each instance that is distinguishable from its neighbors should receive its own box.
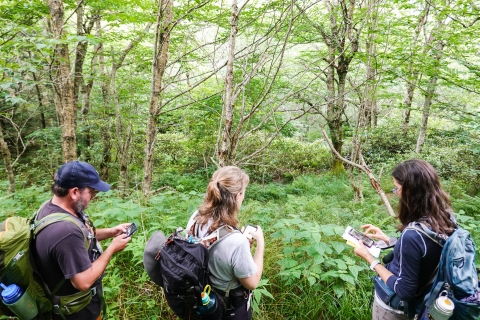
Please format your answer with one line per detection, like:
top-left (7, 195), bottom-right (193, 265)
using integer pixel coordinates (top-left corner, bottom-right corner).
top-left (71, 232), bottom-right (131, 291)
top-left (96, 223), bottom-right (131, 241)
top-left (108, 233), bottom-right (131, 253)
top-left (111, 223), bottom-right (131, 237)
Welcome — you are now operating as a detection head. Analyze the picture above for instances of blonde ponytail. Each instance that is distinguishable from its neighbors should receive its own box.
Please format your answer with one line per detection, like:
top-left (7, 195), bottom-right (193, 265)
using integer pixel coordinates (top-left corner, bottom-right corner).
top-left (196, 166), bottom-right (249, 233)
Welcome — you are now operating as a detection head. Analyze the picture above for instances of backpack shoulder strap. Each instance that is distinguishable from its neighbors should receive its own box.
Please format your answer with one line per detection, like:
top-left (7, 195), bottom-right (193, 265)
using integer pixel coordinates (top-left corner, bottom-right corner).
top-left (405, 223), bottom-right (443, 248)
top-left (406, 222), bottom-right (444, 296)
top-left (34, 212), bottom-right (89, 249)
top-left (203, 225), bottom-right (241, 249)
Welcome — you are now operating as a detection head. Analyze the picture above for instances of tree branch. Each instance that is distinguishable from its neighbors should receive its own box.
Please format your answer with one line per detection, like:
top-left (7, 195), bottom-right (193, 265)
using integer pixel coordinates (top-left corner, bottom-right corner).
top-left (322, 130), bottom-right (395, 217)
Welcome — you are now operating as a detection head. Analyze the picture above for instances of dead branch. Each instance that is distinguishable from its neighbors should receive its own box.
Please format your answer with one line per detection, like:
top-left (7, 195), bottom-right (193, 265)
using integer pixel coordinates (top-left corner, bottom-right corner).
top-left (151, 186), bottom-right (177, 195)
top-left (322, 130), bottom-right (395, 217)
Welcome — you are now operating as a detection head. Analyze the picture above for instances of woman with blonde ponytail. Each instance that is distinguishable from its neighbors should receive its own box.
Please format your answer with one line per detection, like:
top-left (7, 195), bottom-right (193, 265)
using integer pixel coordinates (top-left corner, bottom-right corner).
top-left (186, 166), bottom-right (264, 320)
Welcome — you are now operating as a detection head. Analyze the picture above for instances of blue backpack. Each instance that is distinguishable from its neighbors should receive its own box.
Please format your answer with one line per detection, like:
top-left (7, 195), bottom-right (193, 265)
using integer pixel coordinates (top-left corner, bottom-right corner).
top-left (414, 226), bottom-right (480, 319)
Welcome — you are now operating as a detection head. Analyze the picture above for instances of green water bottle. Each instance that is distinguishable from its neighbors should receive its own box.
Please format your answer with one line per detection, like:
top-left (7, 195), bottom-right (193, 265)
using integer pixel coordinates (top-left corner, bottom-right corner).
top-left (1, 283), bottom-right (38, 320)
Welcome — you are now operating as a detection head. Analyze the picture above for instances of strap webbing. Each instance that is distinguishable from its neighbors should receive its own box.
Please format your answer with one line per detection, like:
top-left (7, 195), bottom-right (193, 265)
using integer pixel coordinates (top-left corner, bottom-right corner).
top-left (223, 279), bottom-right (236, 308)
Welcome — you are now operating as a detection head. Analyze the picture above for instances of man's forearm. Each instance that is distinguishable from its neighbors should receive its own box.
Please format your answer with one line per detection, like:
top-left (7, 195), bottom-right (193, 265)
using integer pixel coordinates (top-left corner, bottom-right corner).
top-left (95, 227), bottom-right (115, 241)
top-left (70, 247), bottom-right (115, 291)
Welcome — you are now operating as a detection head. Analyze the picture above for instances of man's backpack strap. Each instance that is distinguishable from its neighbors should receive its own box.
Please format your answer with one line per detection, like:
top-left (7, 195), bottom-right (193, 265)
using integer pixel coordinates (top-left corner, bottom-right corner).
top-left (32, 210), bottom-right (95, 317)
top-left (51, 286), bottom-right (100, 319)
top-left (33, 213), bottom-right (89, 249)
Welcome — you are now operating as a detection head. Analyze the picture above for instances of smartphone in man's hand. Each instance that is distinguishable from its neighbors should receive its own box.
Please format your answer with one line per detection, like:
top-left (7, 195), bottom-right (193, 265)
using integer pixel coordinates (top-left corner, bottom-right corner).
top-left (124, 223), bottom-right (138, 237)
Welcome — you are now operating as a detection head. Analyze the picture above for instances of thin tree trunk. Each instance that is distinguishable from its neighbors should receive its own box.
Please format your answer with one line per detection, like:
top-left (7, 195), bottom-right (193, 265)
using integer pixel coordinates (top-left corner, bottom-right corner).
top-left (0, 121), bottom-right (15, 194)
top-left (32, 72), bottom-right (46, 129)
top-left (73, 0), bottom-right (93, 108)
top-left (49, 0), bottom-right (77, 161)
top-left (93, 19), bottom-right (112, 179)
top-left (142, 0), bottom-right (173, 197)
top-left (415, 40), bottom-right (445, 153)
top-left (217, 0), bottom-right (238, 168)
top-left (401, 3), bottom-right (430, 132)
top-left (415, 76), bottom-right (438, 153)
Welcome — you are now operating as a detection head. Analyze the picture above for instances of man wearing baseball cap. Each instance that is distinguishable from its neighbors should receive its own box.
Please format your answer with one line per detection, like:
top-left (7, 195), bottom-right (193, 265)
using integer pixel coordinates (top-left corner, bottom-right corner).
top-left (33, 161), bottom-right (132, 320)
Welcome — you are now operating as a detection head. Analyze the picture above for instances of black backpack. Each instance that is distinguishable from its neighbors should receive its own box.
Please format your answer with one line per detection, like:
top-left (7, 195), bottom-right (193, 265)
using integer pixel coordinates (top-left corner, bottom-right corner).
top-left (143, 226), bottom-right (240, 320)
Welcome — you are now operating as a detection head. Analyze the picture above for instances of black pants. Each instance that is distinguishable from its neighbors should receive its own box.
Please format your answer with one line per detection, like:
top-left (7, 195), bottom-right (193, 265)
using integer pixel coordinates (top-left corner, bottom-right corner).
top-left (221, 287), bottom-right (252, 320)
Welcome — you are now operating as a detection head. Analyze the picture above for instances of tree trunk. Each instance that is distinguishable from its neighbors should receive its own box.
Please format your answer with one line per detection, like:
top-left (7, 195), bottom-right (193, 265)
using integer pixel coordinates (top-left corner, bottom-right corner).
top-left (415, 76), bottom-right (438, 153)
top-left (316, 0), bottom-right (360, 175)
top-left (73, 0), bottom-right (93, 108)
top-left (32, 72), bottom-right (47, 129)
top-left (217, 0), bottom-right (238, 168)
top-left (142, 0), bottom-right (173, 197)
top-left (415, 40), bottom-right (445, 154)
top-left (0, 121), bottom-right (15, 194)
top-left (48, 0), bottom-right (77, 161)
top-left (401, 3), bottom-right (430, 133)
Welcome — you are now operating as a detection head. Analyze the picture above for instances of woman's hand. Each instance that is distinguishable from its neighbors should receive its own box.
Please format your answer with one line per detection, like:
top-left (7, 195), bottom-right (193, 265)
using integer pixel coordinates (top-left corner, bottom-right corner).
top-left (354, 240), bottom-right (376, 264)
top-left (361, 224), bottom-right (389, 244)
top-left (250, 226), bottom-right (264, 245)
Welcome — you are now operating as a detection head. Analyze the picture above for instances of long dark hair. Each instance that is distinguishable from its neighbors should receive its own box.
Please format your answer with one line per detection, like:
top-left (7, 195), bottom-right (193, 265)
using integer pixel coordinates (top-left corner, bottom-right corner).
top-left (392, 159), bottom-right (455, 235)
top-left (196, 166), bottom-right (249, 233)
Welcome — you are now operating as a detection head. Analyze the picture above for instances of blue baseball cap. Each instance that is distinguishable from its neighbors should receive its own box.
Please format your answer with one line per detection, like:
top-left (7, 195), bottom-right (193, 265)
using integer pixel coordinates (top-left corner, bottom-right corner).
top-left (55, 161), bottom-right (110, 192)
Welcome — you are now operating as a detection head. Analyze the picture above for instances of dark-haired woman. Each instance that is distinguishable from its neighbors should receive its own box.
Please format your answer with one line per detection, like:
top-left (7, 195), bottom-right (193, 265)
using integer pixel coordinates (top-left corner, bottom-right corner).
top-left (186, 166), bottom-right (264, 320)
top-left (354, 159), bottom-right (457, 319)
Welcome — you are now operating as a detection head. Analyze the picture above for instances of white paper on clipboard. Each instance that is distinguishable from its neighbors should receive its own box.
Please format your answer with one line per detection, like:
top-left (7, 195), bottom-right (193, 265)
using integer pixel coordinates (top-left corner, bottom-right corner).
top-left (342, 226), bottom-right (381, 258)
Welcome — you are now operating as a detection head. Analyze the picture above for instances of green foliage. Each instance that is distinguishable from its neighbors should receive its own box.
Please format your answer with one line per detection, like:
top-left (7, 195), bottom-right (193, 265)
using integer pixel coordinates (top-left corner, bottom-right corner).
top-left (362, 121), bottom-right (480, 194)
top-left (272, 215), bottom-right (366, 295)
top-left (2, 169), bottom-right (480, 319)
top-left (243, 137), bottom-right (333, 182)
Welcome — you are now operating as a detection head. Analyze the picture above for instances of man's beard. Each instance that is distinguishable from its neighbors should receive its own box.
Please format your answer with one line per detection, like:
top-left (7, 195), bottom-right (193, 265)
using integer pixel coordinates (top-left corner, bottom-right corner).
top-left (73, 195), bottom-right (89, 214)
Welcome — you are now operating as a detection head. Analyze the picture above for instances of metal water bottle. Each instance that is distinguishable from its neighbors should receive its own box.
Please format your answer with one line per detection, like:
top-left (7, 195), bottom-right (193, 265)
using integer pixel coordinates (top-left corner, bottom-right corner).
top-left (427, 291), bottom-right (454, 320)
top-left (1, 283), bottom-right (38, 320)
top-left (197, 285), bottom-right (217, 315)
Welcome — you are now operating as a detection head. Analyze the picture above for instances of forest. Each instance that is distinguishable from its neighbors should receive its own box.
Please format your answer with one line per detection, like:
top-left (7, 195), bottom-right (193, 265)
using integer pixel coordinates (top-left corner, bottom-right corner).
top-left (1, 0), bottom-right (479, 318)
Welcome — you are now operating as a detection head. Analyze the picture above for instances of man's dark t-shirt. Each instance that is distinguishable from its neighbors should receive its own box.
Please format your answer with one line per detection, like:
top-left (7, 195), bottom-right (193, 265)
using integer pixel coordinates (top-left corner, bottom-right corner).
top-left (34, 201), bottom-right (102, 320)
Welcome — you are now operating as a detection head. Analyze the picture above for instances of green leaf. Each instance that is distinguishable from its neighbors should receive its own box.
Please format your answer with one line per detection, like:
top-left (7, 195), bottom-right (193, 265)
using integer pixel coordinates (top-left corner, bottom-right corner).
top-left (320, 270), bottom-right (339, 280)
top-left (312, 232), bottom-right (321, 242)
top-left (333, 259), bottom-right (348, 270)
top-left (283, 246), bottom-right (295, 256)
top-left (0, 82), bottom-right (13, 90)
top-left (271, 221), bottom-right (285, 228)
top-left (282, 229), bottom-right (296, 242)
top-left (333, 284), bottom-right (345, 297)
top-left (339, 274), bottom-right (355, 285)
top-left (295, 231), bottom-right (311, 239)
top-left (330, 241), bottom-right (345, 254)
top-left (348, 265), bottom-right (359, 279)
top-left (278, 259), bottom-right (298, 269)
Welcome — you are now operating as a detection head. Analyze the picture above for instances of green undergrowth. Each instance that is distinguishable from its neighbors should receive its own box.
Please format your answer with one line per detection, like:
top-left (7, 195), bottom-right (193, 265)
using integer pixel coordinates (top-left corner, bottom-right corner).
top-left (1, 173), bottom-right (479, 319)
